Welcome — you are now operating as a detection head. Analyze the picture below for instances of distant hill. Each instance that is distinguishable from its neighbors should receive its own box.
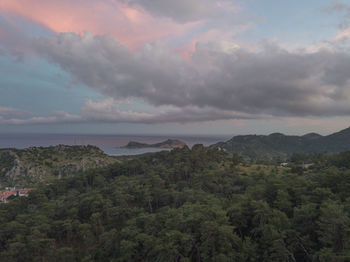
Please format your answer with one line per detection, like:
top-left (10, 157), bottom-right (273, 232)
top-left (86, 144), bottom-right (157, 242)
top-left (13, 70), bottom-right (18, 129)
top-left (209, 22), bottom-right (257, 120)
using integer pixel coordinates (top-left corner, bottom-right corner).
top-left (122, 139), bottom-right (186, 149)
top-left (0, 145), bottom-right (118, 187)
top-left (212, 127), bottom-right (350, 160)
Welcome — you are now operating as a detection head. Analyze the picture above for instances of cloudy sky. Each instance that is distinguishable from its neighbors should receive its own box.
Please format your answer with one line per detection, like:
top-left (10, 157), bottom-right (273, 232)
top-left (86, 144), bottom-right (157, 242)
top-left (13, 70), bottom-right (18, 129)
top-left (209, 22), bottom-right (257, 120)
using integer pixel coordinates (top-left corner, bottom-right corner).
top-left (1, 0), bottom-right (350, 135)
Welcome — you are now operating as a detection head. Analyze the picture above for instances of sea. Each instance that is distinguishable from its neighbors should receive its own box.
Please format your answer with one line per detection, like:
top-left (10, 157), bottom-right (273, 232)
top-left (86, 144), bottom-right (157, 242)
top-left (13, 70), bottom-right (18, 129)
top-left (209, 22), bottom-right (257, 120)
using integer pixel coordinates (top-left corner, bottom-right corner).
top-left (0, 133), bottom-right (230, 156)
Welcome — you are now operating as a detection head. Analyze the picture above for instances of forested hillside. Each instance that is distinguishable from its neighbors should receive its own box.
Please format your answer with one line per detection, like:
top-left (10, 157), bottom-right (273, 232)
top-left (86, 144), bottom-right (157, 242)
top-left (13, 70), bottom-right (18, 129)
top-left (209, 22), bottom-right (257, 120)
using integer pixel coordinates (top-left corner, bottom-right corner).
top-left (1, 145), bottom-right (350, 261)
top-left (212, 127), bottom-right (350, 160)
top-left (0, 145), bottom-right (118, 187)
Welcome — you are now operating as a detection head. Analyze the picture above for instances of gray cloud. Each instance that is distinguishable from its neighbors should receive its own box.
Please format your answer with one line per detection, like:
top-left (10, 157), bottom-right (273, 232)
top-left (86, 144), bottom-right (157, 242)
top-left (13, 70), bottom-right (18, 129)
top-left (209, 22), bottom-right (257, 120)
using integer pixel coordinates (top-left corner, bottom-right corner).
top-left (0, 99), bottom-right (256, 125)
top-left (0, 106), bottom-right (31, 119)
top-left (327, 1), bottom-right (350, 28)
top-left (0, 111), bottom-right (80, 125)
top-left (34, 32), bottom-right (350, 119)
top-left (0, 14), bottom-right (49, 58)
top-left (81, 98), bottom-right (257, 123)
top-left (125, 0), bottom-right (221, 23)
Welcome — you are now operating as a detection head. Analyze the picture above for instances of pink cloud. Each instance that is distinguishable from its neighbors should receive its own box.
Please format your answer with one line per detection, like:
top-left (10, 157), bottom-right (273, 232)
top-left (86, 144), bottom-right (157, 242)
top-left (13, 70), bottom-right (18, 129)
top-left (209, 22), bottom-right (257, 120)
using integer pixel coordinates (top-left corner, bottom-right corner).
top-left (0, 0), bottom-right (248, 58)
top-left (0, 0), bottom-right (200, 50)
top-left (335, 27), bottom-right (350, 41)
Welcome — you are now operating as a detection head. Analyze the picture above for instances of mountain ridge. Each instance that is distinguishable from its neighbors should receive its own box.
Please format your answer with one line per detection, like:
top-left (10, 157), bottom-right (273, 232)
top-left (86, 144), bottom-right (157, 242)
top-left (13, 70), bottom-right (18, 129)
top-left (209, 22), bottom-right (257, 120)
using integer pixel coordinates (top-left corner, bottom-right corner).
top-left (212, 127), bottom-right (350, 159)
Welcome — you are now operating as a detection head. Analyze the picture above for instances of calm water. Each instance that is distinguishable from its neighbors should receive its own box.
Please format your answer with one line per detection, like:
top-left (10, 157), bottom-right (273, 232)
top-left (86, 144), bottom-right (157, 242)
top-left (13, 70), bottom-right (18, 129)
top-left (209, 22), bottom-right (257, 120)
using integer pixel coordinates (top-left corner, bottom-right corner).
top-left (0, 133), bottom-right (230, 156)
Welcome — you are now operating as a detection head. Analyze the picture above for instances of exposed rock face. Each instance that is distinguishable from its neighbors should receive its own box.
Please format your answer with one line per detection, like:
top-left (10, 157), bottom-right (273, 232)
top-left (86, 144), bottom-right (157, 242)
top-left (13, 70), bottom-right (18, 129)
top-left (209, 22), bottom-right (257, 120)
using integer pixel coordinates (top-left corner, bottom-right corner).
top-left (0, 145), bottom-right (118, 187)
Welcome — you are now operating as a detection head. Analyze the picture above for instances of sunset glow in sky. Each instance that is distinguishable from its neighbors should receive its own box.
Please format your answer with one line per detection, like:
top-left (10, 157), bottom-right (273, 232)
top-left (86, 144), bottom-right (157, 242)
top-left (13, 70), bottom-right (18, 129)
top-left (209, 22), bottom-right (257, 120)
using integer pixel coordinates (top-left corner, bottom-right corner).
top-left (1, 0), bottom-right (350, 135)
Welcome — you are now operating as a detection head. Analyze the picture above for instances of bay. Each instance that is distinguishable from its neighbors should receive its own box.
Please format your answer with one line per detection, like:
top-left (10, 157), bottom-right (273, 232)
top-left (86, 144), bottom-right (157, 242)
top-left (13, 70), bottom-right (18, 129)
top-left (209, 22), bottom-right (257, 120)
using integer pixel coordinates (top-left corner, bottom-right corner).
top-left (0, 133), bottom-right (229, 156)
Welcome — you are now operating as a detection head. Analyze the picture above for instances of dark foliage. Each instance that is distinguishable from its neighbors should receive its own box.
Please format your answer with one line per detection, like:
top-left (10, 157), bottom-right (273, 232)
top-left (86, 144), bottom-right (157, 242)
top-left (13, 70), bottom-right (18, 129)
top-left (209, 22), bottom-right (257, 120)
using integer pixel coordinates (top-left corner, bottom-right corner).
top-left (0, 146), bottom-right (350, 261)
top-left (213, 127), bottom-right (350, 160)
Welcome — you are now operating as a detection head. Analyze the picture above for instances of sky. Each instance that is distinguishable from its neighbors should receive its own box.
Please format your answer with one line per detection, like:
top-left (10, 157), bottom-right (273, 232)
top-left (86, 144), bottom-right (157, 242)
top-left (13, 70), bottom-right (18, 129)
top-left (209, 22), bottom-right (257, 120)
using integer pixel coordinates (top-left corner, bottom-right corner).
top-left (1, 0), bottom-right (350, 136)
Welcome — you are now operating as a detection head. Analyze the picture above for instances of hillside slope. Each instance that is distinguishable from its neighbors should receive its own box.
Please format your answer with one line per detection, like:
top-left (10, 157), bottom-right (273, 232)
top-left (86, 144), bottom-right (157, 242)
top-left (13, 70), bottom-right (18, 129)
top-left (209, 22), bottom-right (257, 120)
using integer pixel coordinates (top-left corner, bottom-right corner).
top-left (212, 127), bottom-right (350, 159)
top-left (1, 146), bottom-right (350, 261)
top-left (0, 145), bottom-right (118, 187)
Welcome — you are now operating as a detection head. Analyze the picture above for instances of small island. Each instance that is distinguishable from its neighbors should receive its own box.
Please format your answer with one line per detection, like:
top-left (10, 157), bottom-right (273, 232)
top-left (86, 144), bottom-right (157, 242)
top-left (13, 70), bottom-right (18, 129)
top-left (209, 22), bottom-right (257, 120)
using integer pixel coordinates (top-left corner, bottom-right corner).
top-left (122, 139), bottom-right (186, 149)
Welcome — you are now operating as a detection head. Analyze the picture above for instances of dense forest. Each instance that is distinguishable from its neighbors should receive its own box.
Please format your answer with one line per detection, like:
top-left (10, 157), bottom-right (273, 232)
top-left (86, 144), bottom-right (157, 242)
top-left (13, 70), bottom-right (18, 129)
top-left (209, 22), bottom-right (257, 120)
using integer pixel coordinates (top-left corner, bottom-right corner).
top-left (1, 145), bottom-right (350, 261)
